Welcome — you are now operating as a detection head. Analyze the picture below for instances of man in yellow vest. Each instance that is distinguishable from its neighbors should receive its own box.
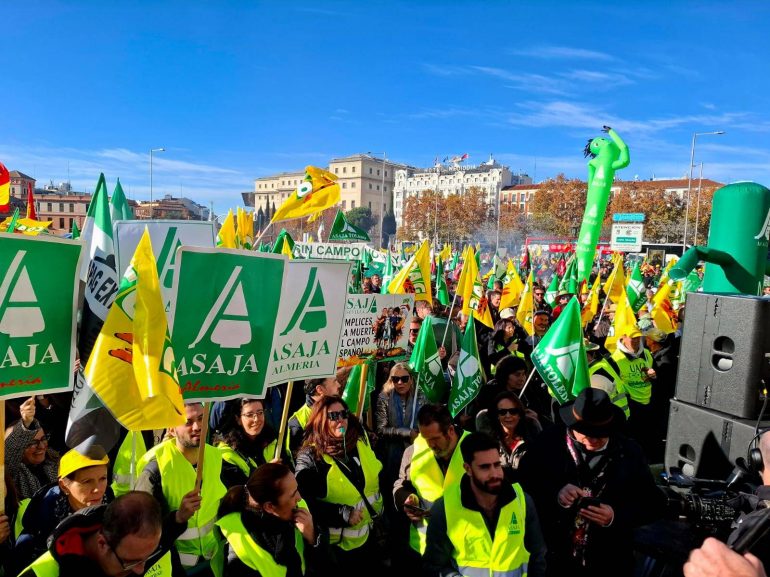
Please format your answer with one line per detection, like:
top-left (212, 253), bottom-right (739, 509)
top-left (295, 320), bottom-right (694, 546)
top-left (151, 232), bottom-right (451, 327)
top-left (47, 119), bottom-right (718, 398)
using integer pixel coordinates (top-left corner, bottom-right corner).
top-left (393, 404), bottom-right (468, 561)
top-left (20, 492), bottom-right (174, 577)
top-left (136, 403), bottom-right (227, 577)
top-left (423, 432), bottom-right (547, 577)
top-left (287, 377), bottom-right (341, 455)
top-left (589, 325), bottom-right (656, 456)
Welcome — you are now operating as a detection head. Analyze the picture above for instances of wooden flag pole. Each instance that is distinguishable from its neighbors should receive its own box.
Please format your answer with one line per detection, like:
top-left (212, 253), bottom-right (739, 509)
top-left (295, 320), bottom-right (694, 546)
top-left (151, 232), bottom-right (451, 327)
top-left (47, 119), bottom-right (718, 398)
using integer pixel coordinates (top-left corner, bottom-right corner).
top-left (356, 362), bottom-right (369, 420)
top-left (274, 381), bottom-right (294, 461)
top-left (517, 368), bottom-right (538, 400)
top-left (193, 402), bottom-right (211, 493)
top-left (441, 290), bottom-right (460, 348)
top-left (253, 221), bottom-right (274, 249)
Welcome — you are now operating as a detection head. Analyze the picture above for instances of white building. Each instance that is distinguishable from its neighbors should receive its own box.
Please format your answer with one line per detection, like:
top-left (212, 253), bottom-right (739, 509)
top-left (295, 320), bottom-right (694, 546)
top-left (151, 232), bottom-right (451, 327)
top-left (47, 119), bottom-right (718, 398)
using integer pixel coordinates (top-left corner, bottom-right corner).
top-left (393, 157), bottom-right (530, 226)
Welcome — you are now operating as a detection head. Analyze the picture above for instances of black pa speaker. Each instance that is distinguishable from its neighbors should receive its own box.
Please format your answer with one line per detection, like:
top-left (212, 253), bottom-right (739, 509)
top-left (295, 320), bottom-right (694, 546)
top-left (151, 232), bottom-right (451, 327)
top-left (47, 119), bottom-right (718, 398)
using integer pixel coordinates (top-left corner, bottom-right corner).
top-left (665, 399), bottom-right (770, 479)
top-left (674, 292), bottom-right (770, 419)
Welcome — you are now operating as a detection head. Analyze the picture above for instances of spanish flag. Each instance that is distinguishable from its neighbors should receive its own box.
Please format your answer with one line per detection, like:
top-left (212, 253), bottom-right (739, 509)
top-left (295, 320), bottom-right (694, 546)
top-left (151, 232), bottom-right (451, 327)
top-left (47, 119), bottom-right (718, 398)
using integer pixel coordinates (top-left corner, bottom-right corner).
top-left (0, 161), bottom-right (9, 212)
top-left (271, 166), bottom-right (341, 223)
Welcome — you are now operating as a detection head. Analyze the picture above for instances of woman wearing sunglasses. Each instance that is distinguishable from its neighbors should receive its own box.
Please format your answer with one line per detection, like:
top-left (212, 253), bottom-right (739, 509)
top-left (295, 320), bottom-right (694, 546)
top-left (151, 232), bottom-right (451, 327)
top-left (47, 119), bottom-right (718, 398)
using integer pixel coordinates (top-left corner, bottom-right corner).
top-left (374, 364), bottom-right (424, 515)
top-left (217, 463), bottom-right (324, 577)
top-left (295, 396), bottom-right (385, 575)
top-left (489, 392), bottom-right (541, 481)
top-left (216, 398), bottom-right (292, 489)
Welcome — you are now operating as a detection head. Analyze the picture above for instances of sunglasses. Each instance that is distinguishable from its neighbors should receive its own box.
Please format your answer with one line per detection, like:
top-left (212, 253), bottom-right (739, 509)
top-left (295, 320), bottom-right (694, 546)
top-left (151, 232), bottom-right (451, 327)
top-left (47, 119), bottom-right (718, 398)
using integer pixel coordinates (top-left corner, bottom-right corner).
top-left (409, 328), bottom-right (420, 334)
top-left (327, 409), bottom-right (349, 422)
top-left (391, 375), bottom-right (411, 383)
top-left (497, 408), bottom-right (522, 417)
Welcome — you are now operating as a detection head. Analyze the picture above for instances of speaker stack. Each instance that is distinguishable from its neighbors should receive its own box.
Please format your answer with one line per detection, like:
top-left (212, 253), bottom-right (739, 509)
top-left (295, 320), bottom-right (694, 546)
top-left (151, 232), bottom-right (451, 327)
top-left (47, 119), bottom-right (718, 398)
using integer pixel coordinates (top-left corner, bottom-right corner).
top-left (665, 292), bottom-right (770, 478)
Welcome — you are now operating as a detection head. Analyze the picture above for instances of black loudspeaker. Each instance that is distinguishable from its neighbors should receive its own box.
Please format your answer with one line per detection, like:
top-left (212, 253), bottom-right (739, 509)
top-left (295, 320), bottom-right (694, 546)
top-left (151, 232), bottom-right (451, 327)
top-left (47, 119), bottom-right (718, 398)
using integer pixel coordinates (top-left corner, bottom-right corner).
top-left (674, 292), bottom-right (770, 419)
top-left (665, 399), bottom-right (770, 479)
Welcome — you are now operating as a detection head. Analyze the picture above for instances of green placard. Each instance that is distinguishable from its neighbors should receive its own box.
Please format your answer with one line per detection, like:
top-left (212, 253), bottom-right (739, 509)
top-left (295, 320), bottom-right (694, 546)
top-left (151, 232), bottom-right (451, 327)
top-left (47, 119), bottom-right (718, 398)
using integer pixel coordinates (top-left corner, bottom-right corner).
top-left (0, 234), bottom-right (83, 399)
top-left (171, 247), bottom-right (287, 401)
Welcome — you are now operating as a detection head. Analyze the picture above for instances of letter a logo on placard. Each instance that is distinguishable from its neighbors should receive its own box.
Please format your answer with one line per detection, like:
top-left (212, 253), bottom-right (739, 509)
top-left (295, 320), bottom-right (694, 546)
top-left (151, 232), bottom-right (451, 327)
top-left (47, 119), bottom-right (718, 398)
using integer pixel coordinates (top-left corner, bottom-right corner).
top-left (280, 267), bottom-right (327, 336)
top-left (189, 266), bottom-right (251, 349)
top-left (157, 226), bottom-right (182, 293)
top-left (0, 251), bottom-right (45, 338)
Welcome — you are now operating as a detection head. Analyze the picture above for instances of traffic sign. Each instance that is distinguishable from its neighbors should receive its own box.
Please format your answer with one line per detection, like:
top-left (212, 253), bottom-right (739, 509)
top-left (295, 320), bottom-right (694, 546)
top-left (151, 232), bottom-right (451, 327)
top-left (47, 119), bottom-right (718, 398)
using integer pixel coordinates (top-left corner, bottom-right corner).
top-left (611, 222), bottom-right (644, 252)
top-left (612, 212), bottom-right (645, 222)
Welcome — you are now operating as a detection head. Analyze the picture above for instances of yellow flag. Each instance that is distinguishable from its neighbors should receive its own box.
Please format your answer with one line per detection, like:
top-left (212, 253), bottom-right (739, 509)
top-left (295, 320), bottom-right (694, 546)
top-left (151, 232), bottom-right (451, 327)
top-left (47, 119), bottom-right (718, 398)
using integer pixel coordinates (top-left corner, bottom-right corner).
top-left (217, 209), bottom-right (237, 248)
top-left (605, 292), bottom-right (637, 353)
top-left (457, 247), bottom-right (494, 328)
top-left (0, 217), bottom-right (53, 235)
top-left (271, 166), bottom-right (341, 223)
top-left (500, 259), bottom-right (524, 310)
top-left (86, 228), bottom-right (185, 431)
top-left (236, 207), bottom-right (253, 250)
top-left (602, 254), bottom-right (626, 303)
top-left (650, 279), bottom-right (677, 334)
top-left (581, 278), bottom-right (601, 328)
top-left (516, 271), bottom-right (535, 336)
top-left (387, 240), bottom-right (432, 304)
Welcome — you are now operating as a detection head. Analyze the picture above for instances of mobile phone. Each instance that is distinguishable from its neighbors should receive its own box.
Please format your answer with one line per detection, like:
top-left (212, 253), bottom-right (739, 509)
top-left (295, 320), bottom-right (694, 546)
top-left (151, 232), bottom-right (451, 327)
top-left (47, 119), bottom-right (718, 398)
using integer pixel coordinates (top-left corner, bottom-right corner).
top-left (576, 497), bottom-right (600, 509)
top-left (404, 503), bottom-right (430, 517)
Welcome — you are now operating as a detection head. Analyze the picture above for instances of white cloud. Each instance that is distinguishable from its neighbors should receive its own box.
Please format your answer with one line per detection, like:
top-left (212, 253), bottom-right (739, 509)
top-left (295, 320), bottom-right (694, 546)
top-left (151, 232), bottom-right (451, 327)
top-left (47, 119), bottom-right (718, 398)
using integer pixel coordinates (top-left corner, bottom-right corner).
top-left (508, 45), bottom-right (614, 61)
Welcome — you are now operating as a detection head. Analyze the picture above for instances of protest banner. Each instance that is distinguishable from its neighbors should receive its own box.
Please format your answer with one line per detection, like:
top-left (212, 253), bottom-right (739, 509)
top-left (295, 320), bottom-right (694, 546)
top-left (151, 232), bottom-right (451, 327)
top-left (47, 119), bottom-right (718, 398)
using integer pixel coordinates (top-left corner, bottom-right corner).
top-left (171, 247), bottom-right (287, 401)
top-left (0, 234), bottom-right (83, 399)
top-left (292, 241), bottom-right (368, 261)
top-left (265, 259), bottom-right (352, 385)
top-left (337, 293), bottom-right (414, 366)
top-left (114, 220), bottom-right (216, 324)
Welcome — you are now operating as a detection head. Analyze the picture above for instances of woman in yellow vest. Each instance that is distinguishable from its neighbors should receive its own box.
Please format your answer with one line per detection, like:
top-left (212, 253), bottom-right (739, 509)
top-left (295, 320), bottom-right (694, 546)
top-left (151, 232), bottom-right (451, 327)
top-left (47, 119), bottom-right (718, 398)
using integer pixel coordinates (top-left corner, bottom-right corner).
top-left (294, 396), bottom-right (385, 575)
top-left (216, 399), bottom-right (292, 489)
top-left (216, 463), bottom-right (322, 577)
top-left (14, 445), bottom-right (112, 574)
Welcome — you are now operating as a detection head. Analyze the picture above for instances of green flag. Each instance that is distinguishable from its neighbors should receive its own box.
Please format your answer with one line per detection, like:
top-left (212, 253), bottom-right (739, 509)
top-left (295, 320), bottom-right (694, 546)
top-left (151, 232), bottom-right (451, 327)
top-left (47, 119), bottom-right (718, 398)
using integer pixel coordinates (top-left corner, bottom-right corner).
top-left (626, 263), bottom-right (647, 313)
top-left (328, 210), bottom-right (370, 242)
top-left (272, 229), bottom-right (295, 254)
top-left (341, 359), bottom-right (376, 412)
top-left (449, 249), bottom-right (459, 273)
top-left (449, 316), bottom-right (484, 417)
top-left (6, 207), bottom-right (20, 233)
top-left (409, 316), bottom-right (447, 402)
top-left (381, 252), bottom-right (394, 294)
top-left (436, 257), bottom-right (450, 306)
top-left (110, 178), bottom-right (133, 222)
top-left (545, 274), bottom-right (560, 307)
top-left (558, 257), bottom-right (575, 294)
top-left (70, 219), bottom-right (80, 240)
top-left (349, 260), bottom-right (362, 293)
top-left (530, 297), bottom-right (591, 405)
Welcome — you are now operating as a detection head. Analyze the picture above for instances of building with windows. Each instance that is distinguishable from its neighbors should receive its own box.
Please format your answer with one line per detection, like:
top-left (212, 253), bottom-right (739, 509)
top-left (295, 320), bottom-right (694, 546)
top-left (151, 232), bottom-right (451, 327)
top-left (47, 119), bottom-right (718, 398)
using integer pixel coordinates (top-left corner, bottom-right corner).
top-left (134, 194), bottom-right (209, 220)
top-left (243, 154), bottom-right (409, 219)
top-left (34, 191), bottom-right (91, 233)
top-left (9, 171), bottom-right (36, 200)
top-left (393, 157), bottom-right (530, 226)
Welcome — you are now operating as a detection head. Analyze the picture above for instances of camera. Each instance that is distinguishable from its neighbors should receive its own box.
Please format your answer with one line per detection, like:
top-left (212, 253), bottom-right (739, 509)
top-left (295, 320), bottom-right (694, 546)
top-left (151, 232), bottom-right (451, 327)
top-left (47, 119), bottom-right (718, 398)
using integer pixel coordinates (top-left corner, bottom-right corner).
top-left (660, 467), bottom-right (739, 534)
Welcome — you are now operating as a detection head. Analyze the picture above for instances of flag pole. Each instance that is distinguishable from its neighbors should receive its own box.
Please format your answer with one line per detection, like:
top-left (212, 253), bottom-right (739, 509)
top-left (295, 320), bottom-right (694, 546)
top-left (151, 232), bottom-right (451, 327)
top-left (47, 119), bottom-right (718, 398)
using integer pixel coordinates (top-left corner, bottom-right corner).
top-left (517, 368), bottom-right (538, 400)
top-left (253, 221), bottom-right (274, 249)
top-left (274, 381), bottom-right (294, 461)
top-left (356, 362), bottom-right (369, 420)
top-left (440, 290), bottom-right (460, 348)
top-left (594, 256), bottom-right (620, 329)
top-left (193, 402), bottom-right (211, 492)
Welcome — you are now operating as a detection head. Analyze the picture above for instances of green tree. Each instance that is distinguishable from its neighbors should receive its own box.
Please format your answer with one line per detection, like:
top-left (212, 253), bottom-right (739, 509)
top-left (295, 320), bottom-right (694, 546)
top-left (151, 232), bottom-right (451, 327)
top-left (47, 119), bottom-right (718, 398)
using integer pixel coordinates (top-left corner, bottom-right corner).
top-left (346, 207), bottom-right (374, 231)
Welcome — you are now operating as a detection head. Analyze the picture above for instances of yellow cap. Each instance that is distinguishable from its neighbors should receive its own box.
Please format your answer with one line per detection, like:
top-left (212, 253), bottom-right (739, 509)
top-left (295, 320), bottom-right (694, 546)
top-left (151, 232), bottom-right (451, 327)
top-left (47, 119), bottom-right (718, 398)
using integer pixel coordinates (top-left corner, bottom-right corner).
top-left (623, 325), bottom-right (642, 338)
top-left (59, 445), bottom-right (110, 479)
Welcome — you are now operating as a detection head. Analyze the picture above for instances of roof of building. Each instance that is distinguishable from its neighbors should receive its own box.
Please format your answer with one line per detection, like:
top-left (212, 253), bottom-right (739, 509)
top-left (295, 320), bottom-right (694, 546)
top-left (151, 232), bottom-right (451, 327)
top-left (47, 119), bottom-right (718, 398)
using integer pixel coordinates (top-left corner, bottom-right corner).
top-left (502, 177), bottom-right (724, 192)
top-left (9, 170), bottom-right (34, 180)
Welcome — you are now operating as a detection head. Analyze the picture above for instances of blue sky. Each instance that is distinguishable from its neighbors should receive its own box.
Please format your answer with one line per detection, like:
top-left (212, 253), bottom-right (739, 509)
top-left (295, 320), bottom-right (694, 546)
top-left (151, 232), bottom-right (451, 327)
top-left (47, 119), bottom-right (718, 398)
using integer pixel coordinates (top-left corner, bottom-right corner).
top-left (2, 1), bottom-right (769, 216)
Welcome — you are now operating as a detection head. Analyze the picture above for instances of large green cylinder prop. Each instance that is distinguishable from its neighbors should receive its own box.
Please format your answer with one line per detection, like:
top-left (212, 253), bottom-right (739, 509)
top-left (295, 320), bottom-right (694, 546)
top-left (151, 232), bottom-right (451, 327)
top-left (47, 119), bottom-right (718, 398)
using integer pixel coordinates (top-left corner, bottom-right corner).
top-left (670, 182), bottom-right (770, 295)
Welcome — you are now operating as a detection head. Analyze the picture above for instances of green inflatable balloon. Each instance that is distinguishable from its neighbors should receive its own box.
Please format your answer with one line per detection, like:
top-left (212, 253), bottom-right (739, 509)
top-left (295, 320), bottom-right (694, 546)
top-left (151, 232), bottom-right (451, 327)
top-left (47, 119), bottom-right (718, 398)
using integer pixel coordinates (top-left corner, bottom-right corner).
top-left (670, 181), bottom-right (770, 295)
top-left (575, 126), bottom-right (630, 283)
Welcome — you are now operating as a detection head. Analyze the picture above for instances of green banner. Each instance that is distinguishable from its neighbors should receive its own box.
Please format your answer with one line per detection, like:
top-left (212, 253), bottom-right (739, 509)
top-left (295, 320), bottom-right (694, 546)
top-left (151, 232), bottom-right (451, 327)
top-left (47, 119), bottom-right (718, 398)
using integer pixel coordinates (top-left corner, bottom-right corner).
top-left (409, 315), bottom-right (447, 403)
top-left (171, 247), bottom-right (287, 401)
top-left (328, 210), bottom-right (371, 242)
top-left (0, 235), bottom-right (83, 399)
top-left (449, 316), bottom-right (484, 417)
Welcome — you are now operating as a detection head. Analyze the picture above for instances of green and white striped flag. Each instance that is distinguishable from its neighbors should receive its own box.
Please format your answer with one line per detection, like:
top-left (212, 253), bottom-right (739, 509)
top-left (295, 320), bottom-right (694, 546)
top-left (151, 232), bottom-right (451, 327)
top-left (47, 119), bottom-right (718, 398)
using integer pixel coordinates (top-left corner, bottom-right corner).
top-left (449, 316), bottom-right (484, 417)
top-left (545, 274), bottom-right (560, 307)
top-left (409, 316), bottom-right (447, 403)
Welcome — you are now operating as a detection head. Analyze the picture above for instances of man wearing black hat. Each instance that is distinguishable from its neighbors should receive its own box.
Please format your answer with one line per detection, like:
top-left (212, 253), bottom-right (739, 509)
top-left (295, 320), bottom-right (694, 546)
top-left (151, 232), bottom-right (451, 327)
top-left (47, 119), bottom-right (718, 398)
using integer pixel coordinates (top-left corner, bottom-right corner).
top-left (519, 388), bottom-right (665, 577)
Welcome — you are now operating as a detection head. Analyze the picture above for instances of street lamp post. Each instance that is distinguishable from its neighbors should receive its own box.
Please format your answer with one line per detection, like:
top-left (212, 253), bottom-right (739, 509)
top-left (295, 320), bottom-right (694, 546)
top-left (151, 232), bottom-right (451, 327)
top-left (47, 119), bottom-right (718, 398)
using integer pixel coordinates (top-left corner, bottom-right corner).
top-left (682, 131), bottom-right (724, 248)
top-left (150, 147), bottom-right (165, 218)
top-left (694, 162), bottom-right (704, 245)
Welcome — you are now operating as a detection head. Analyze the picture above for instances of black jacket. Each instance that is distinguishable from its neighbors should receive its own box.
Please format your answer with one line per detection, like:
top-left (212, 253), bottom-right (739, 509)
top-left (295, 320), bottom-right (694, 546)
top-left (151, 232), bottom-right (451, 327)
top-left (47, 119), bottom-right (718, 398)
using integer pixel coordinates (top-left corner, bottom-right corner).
top-left (18, 502), bottom-right (187, 577)
top-left (518, 425), bottom-right (666, 577)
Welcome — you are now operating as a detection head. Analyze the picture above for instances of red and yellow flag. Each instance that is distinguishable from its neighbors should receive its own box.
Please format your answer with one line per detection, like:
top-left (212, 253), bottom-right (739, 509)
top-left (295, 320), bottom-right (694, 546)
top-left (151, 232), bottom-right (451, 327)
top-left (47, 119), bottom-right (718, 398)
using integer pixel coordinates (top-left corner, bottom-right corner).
top-left (0, 162), bottom-right (9, 212)
top-left (25, 182), bottom-right (37, 219)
